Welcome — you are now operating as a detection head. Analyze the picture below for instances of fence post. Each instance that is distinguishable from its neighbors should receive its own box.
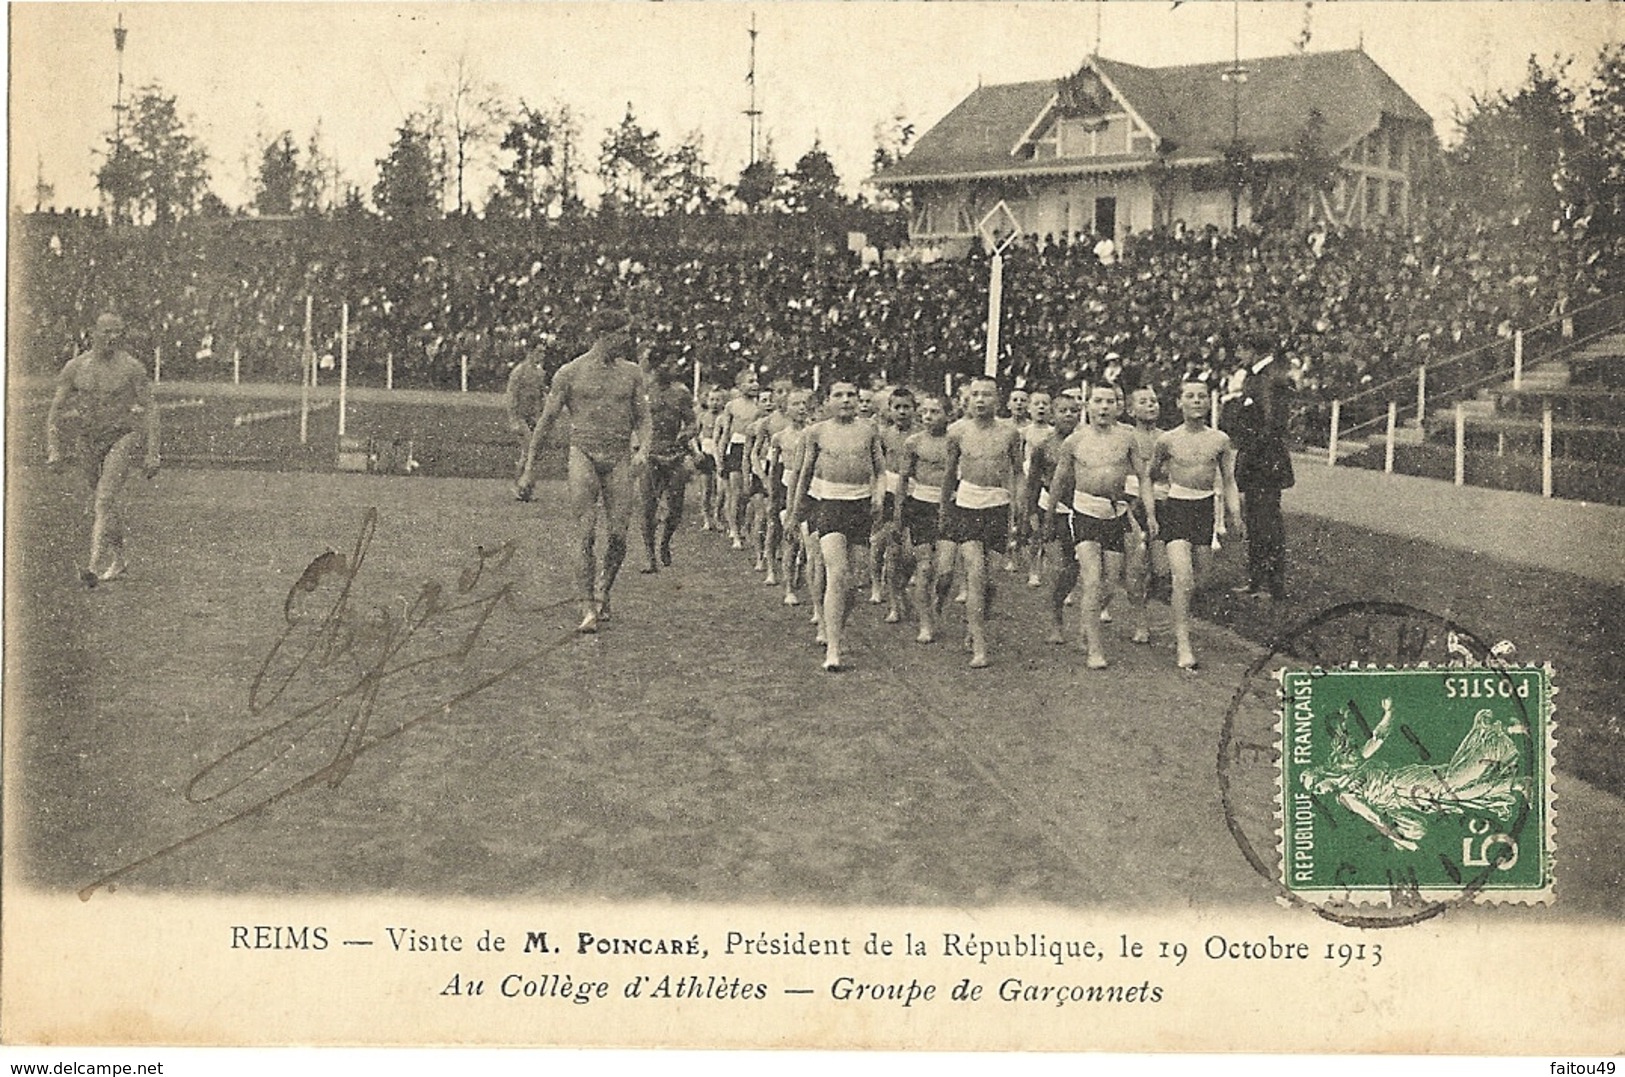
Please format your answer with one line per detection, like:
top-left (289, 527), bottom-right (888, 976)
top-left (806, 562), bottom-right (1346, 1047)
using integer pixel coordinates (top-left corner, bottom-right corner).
top-left (1384, 401), bottom-right (1397, 474)
top-left (387, 353), bottom-right (394, 391)
top-left (154, 345), bottom-right (162, 384)
top-left (1416, 364), bottom-right (1426, 428)
top-left (1513, 329), bottom-right (1524, 391)
top-left (460, 353), bottom-right (469, 393)
top-left (1327, 400), bottom-right (1341, 467)
top-left (232, 347), bottom-right (241, 386)
top-left (339, 302), bottom-right (349, 439)
top-left (693, 360), bottom-right (701, 400)
top-left (1453, 403), bottom-right (1465, 486)
top-left (1542, 401), bottom-right (1554, 499)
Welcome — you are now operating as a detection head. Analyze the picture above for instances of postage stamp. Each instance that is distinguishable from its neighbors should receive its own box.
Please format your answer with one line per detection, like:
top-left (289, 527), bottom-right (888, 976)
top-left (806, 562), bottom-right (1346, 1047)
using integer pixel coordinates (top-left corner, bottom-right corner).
top-left (1278, 664), bottom-right (1555, 905)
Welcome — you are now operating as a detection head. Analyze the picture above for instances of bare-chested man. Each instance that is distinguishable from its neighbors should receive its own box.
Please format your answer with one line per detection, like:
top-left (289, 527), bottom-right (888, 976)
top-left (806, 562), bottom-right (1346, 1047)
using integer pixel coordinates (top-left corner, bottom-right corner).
top-left (517, 308), bottom-right (652, 633)
top-left (1018, 389), bottom-right (1055, 582)
top-left (1046, 384), bottom-right (1158, 668)
top-left (940, 376), bottom-right (1024, 669)
top-left (46, 312), bottom-right (161, 586)
top-left (744, 385), bottom-right (784, 573)
top-left (875, 387), bottom-right (917, 622)
top-left (696, 385), bottom-right (727, 531)
top-left (789, 381), bottom-right (885, 672)
top-left (895, 393), bottom-right (957, 644)
top-left (1122, 384), bottom-right (1170, 645)
top-left (715, 368), bottom-right (761, 549)
top-left (506, 341), bottom-right (550, 500)
top-left (1025, 390), bottom-right (1081, 643)
top-left (768, 389), bottom-right (812, 605)
top-left (1151, 380), bottom-right (1243, 669)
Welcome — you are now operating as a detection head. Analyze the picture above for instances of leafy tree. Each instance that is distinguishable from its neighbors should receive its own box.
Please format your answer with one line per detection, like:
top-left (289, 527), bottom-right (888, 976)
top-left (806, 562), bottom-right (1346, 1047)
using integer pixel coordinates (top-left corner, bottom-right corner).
top-left (598, 104), bottom-right (665, 215)
top-left (870, 111), bottom-right (916, 174)
top-left (254, 131), bottom-right (300, 216)
top-left (1446, 55), bottom-right (1580, 227)
top-left (656, 131), bottom-right (723, 215)
top-left (95, 83), bottom-right (210, 225)
top-left (1570, 43), bottom-right (1625, 245)
top-left (785, 139), bottom-right (843, 216)
top-left (734, 145), bottom-right (782, 214)
top-left (496, 102), bottom-right (583, 219)
top-left (297, 122), bottom-right (337, 216)
top-left (373, 115), bottom-right (442, 223)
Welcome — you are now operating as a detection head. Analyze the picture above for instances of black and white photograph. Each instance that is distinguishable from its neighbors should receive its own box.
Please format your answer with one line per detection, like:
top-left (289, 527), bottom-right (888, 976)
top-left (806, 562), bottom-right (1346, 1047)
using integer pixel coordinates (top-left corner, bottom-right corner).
top-left (4, 0), bottom-right (1622, 1061)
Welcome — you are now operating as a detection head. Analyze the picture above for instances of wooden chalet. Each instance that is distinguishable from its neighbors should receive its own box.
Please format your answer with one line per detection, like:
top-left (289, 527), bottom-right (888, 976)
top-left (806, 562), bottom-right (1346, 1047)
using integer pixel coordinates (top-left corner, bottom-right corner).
top-left (872, 49), bottom-right (1433, 246)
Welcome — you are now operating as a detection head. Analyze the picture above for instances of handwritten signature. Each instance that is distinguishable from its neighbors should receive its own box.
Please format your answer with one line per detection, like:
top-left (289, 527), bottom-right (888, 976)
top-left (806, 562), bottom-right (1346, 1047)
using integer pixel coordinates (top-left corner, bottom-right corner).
top-left (79, 508), bottom-right (576, 899)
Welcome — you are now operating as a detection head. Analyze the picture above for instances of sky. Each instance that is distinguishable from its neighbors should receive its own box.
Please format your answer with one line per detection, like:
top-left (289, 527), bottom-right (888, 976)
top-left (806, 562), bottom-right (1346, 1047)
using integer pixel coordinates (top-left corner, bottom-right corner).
top-left (7, 2), bottom-right (1622, 214)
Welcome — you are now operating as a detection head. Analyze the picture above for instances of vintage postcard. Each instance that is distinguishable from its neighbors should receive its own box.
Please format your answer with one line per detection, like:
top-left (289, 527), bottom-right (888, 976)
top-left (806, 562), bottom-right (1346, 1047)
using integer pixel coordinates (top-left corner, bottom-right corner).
top-left (5, 0), bottom-right (1622, 1057)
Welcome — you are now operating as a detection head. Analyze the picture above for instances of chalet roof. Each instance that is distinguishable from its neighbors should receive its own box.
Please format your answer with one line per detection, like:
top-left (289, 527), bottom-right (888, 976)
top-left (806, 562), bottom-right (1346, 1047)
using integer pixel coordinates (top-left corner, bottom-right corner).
top-left (875, 49), bottom-right (1431, 185)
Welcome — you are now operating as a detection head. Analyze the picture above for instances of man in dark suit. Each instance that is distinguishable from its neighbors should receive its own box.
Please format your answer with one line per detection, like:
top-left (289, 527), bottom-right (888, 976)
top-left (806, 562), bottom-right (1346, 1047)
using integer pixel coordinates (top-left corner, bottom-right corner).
top-left (1225, 338), bottom-right (1295, 600)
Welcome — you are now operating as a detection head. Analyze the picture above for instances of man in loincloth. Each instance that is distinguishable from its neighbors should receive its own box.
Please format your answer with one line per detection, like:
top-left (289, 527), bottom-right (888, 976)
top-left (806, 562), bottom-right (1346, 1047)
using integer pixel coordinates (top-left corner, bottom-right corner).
top-left (517, 308), bottom-right (651, 633)
top-left (46, 312), bottom-right (161, 586)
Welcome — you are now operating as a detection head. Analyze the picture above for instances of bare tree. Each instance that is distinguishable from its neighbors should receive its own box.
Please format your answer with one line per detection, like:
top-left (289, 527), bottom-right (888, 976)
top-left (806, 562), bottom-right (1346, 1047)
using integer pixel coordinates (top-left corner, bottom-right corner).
top-left (439, 54), bottom-right (509, 215)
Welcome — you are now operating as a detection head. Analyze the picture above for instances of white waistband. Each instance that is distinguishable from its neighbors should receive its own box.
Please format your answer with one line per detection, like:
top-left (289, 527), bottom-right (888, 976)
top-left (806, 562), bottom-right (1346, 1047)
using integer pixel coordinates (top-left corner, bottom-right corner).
top-left (730, 433), bottom-right (747, 445)
top-left (1123, 474), bottom-right (1140, 497)
top-left (883, 469), bottom-right (901, 495)
top-left (955, 481), bottom-right (1011, 510)
top-left (1168, 482), bottom-right (1215, 501)
top-left (1072, 490), bottom-right (1125, 519)
top-left (700, 437), bottom-right (717, 452)
top-left (909, 482), bottom-right (943, 504)
top-left (810, 477), bottom-right (872, 501)
top-left (1037, 487), bottom-right (1072, 514)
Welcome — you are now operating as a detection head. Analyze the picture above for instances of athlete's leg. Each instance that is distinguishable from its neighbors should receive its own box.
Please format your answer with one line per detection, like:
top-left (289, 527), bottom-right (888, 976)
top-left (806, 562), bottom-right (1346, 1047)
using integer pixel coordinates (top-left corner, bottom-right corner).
top-left (1125, 525), bottom-right (1152, 644)
top-left (1167, 539), bottom-right (1198, 668)
top-left (660, 463), bottom-right (686, 566)
top-left (638, 460), bottom-right (661, 573)
top-left (1075, 541), bottom-right (1109, 668)
top-left (597, 457), bottom-right (636, 615)
top-left (1048, 536), bottom-right (1079, 645)
top-left (90, 433), bottom-right (141, 579)
top-left (566, 448), bottom-right (606, 630)
top-left (961, 539), bottom-right (990, 668)
top-left (819, 531), bottom-right (852, 670)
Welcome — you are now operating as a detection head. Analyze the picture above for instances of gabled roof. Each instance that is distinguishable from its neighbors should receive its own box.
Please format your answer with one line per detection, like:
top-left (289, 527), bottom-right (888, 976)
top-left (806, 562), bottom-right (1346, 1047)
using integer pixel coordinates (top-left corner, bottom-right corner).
top-left (875, 49), bottom-right (1431, 185)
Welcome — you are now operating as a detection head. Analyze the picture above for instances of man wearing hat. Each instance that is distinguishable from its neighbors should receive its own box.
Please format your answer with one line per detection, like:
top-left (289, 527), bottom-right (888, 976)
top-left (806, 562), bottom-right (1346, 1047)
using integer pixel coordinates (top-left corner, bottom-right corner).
top-left (517, 307), bottom-right (651, 632)
top-left (1225, 337), bottom-right (1295, 601)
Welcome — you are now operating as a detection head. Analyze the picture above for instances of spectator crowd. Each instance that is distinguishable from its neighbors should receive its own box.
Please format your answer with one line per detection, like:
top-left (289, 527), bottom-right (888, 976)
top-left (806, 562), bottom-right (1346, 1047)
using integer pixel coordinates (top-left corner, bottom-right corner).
top-left (11, 205), bottom-right (1617, 428)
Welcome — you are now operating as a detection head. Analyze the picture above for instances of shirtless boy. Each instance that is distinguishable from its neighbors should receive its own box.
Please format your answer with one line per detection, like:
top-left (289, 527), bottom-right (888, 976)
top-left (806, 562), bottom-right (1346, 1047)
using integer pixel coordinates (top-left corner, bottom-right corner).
top-left (940, 376), bottom-right (1023, 669)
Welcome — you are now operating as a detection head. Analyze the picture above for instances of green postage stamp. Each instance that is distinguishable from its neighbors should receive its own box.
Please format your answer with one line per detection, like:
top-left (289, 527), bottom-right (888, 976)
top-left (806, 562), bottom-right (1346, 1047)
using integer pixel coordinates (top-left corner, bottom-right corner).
top-left (1279, 665), bottom-right (1555, 905)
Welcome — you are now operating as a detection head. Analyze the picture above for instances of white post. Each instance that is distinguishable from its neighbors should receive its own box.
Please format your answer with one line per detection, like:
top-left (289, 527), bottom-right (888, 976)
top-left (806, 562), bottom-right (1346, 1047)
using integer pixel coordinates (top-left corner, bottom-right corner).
top-left (1327, 399), bottom-right (1341, 466)
top-left (1210, 389), bottom-right (1220, 429)
top-left (1416, 364), bottom-right (1427, 427)
top-left (1453, 403), bottom-right (1465, 486)
top-left (154, 345), bottom-right (162, 384)
top-left (300, 295), bottom-right (312, 445)
top-left (386, 352), bottom-right (394, 391)
top-left (693, 359), bottom-right (701, 400)
top-left (812, 364), bottom-right (820, 393)
top-left (460, 352), bottom-right (469, 393)
top-left (339, 302), bottom-right (349, 438)
top-left (1513, 330), bottom-right (1524, 391)
top-left (984, 251), bottom-right (1003, 379)
top-left (944, 372), bottom-right (953, 399)
top-left (232, 347), bottom-right (241, 386)
top-left (1542, 401), bottom-right (1554, 498)
top-left (1384, 401), bottom-right (1397, 474)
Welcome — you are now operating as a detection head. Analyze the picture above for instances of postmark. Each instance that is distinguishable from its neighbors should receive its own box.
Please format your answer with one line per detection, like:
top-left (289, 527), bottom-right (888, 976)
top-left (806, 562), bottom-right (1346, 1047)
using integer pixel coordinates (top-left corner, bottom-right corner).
top-left (1279, 664), bottom-right (1554, 906)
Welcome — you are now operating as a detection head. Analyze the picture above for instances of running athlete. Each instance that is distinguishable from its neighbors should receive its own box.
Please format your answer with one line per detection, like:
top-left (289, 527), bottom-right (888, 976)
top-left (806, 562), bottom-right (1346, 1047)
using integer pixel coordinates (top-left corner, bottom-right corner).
top-left (1151, 380), bottom-right (1242, 669)
top-left (506, 342), bottom-right (550, 500)
top-left (517, 308), bottom-right (652, 633)
top-left (940, 376), bottom-right (1023, 669)
top-left (747, 385), bottom-right (790, 579)
top-left (1024, 390), bottom-right (1080, 643)
top-left (1017, 390), bottom-right (1055, 581)
top-left (788, 381), bottom-right (885, 672)
top-left (1045, 384), bottom-right (1158, 668)
top-left (46, 312), bottom-right (161, 586)
top-left (638, 361), bottom-right (697, 573)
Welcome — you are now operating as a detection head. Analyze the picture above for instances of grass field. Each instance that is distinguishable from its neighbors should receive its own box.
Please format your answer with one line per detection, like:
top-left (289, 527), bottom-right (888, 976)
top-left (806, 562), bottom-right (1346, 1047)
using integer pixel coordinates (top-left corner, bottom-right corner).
top-left (7, 385), bottom-right (1622, 915)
